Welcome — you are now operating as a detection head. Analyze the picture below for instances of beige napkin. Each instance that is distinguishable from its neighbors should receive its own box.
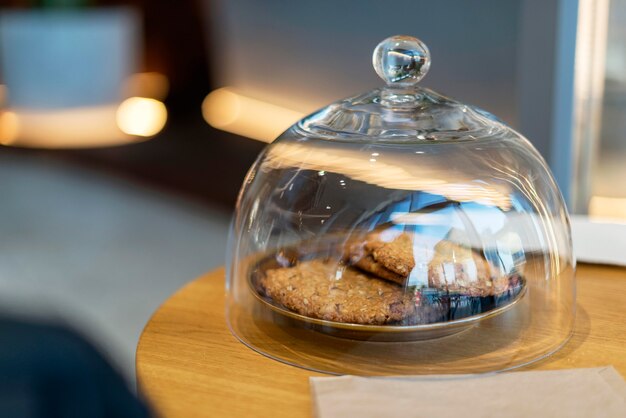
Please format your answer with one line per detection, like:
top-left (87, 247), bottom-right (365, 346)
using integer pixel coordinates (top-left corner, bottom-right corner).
top-left (310, 367), bottom-right (626, 418)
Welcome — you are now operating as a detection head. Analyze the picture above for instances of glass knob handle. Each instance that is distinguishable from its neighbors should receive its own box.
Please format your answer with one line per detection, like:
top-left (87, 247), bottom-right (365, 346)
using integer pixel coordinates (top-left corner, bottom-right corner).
top-left (373, 35), bottom-right (431, 88)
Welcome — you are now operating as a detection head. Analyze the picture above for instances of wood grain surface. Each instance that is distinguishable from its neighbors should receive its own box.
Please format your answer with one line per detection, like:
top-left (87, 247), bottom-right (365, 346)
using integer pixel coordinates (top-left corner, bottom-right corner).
top-left (136, 263), bottom-right (626, 418)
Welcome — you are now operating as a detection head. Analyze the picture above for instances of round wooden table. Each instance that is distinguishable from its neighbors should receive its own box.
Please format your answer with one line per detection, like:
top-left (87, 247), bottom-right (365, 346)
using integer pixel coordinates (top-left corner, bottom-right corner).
top-left (136, 264), bottom-right (626, 418)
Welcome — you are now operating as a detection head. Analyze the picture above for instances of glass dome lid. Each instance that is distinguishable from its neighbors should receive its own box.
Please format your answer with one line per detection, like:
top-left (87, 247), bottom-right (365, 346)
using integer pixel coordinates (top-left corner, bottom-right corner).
top-left (226, 35), bottom-right (576, 376)
top-left (297, 35), bottom-right (504, 142)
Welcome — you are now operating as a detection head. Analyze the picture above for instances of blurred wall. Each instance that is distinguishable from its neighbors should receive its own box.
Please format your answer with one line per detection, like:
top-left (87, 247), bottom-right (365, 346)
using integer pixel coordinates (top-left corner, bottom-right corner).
top-left (205, 1), bottom-right (521, 127)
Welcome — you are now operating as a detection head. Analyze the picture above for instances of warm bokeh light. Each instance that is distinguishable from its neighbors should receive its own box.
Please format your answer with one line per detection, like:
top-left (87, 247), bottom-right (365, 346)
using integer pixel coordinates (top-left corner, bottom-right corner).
top-left (116, 97), bottom-right (167, 137)
top-left (123, 72), bottom-right (170, 100)
top-left (0, 99), bottom-right (166, 148)
top-left (0, 72), bottom-right (169, 148)
top-left (0, 106), bottom-right (137, 148)
top-left (589, 196), bottom-right (626, 220)
top-left (0, 85), bottom-right (7, 107)
top-left (202, 87), bottom-right (304, 143)
top-left (0, 111), bottom-right (20, 145)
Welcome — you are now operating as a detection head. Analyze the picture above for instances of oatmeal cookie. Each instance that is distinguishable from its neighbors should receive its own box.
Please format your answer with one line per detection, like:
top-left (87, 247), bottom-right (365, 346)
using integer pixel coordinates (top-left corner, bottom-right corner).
top-left (351, 253), bottom-right (406, 284)
top-left (346, 232), bottom-right (415, 285)
top-left (428, 241), bottom-right (508, 297)
top-left (366, 232), bottom-right (415, 277)
top-left (259, 260), bottom-right (415, 325)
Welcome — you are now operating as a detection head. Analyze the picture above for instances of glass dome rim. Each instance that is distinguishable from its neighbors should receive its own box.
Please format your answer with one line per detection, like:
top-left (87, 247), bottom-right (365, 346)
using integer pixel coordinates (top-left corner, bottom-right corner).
top-left (289, 86), bottom-right (515, 144)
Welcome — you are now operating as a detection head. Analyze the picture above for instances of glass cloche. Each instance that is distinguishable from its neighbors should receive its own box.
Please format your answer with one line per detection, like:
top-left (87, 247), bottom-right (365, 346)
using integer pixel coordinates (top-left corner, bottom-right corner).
top-left (226, 36), bottom-right (575, 375)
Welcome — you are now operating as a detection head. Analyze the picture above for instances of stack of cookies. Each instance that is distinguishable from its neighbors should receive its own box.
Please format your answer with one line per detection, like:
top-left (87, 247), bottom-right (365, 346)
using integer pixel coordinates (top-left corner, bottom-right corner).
top-left (259, 230), bottom-right (515, 326)
top-left (349, 232), bottom-right (511, 297)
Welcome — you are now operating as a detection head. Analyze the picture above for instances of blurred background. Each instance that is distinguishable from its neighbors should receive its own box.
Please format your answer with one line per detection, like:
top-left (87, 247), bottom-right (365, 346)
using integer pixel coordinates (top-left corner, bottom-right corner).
top-left (0, 0), bottom-right (624, 385)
